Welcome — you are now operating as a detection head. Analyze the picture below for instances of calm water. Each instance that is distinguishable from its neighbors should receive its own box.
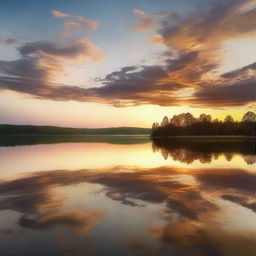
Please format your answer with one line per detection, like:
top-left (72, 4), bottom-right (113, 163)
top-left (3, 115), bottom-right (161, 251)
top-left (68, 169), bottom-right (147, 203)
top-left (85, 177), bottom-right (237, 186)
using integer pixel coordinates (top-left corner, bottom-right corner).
top-left (0, 136), bottom-right (256, 256)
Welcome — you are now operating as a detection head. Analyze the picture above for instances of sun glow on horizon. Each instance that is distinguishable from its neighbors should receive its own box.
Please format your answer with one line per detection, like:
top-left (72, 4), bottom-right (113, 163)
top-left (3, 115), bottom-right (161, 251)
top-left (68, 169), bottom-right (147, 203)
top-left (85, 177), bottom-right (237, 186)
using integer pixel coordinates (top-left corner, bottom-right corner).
top-left (0, 0), bottom-right (255, 127)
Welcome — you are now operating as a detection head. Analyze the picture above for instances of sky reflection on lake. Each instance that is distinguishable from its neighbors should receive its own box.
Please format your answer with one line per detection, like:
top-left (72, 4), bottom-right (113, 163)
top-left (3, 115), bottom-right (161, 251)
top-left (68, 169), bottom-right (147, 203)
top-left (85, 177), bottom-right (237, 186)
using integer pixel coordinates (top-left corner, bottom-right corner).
top-left (0, 137), bottom-right (255, 256)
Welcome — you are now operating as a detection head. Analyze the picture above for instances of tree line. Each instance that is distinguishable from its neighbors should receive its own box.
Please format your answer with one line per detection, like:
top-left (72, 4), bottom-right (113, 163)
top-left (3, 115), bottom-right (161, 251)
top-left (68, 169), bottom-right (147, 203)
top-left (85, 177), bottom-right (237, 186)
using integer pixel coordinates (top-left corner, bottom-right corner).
top-left (151, 111), bottom-right (256, 137)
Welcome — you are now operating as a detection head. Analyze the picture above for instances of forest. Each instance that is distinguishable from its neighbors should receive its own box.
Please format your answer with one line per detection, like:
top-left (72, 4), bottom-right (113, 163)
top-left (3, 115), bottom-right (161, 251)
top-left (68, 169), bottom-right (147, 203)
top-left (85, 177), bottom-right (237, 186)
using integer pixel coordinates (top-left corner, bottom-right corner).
top-left (151, 111), bottom-right (256, 137)
top-left (0, 125), bottom-right (150, 136)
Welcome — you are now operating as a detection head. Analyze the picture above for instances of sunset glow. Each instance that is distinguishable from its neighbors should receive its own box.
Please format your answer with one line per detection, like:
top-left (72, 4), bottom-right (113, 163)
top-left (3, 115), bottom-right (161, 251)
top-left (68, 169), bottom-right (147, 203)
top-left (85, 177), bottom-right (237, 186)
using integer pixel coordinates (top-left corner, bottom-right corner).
top-left (0, 0), bottom-right (255, 127)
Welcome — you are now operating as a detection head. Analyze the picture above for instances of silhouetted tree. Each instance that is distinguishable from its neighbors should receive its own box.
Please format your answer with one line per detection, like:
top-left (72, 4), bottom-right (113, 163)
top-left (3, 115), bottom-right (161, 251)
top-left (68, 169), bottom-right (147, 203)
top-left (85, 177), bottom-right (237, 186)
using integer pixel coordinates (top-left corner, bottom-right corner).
top-left (151, 111), bottom-right (256, 137)
top-left (161, 116), bottom-right (169, 126)
top-left (224, 115), bottom-right (234, 123)
top-left (198, 113), bottom-right (212, 123)
top-left (242, 111), bottom-right (256, 122)
top-left (152, 122), bottom-right (157, 130)
top-left (169, 113), bottom-right (196, 127)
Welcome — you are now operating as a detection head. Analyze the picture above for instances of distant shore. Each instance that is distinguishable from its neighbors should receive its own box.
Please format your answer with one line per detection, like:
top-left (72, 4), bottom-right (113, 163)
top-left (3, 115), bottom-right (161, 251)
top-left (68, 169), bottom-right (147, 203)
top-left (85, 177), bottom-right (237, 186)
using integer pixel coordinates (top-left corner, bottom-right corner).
top-left (0, 124), bottom-right (151, 136)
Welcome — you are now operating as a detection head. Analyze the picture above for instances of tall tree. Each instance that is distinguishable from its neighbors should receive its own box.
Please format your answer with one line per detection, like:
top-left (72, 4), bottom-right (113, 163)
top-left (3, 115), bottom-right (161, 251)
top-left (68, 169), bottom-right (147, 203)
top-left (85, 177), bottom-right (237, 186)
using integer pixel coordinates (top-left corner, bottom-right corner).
top-left (224, 115), bottom-right (234, 123)
top-left (161, 116), bottom-right (169, 126)
top-left (198, 113), bottom-right (212, 122)
top-left (242, 111), bottom-right (256, 122)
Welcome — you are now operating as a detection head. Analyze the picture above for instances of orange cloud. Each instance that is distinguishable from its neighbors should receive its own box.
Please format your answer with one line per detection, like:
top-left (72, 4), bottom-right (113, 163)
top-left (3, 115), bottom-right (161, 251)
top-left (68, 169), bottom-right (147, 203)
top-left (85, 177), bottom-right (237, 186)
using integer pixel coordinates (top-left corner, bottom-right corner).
top-left (51, 9), bottom-right (99, 31)
top-left (150, 34), bottom-right (164, 44)
top-left (0, 1), bottom-right (255, 108)
top-left (160, 0), bottom-right (256, 52)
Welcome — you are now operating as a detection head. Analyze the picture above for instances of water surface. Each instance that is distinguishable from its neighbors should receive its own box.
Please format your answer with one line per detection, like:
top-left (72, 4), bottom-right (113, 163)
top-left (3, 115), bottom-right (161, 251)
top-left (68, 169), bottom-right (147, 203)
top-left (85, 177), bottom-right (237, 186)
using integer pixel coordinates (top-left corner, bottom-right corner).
top-left (0, 136), bottom-right (256, 256)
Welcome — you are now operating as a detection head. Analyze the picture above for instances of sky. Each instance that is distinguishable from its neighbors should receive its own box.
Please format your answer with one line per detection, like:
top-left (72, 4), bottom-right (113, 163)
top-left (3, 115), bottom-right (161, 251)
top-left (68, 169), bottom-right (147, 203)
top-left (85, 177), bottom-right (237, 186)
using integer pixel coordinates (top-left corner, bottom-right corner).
top-left (0, 0), bottom-right (255, 128)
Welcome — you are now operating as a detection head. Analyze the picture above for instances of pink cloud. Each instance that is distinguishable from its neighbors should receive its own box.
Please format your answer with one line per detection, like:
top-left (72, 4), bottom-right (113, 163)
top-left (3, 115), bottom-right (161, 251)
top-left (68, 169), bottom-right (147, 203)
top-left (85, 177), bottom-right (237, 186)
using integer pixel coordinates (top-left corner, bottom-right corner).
top-left (51, 10), bottom-right (71, 18)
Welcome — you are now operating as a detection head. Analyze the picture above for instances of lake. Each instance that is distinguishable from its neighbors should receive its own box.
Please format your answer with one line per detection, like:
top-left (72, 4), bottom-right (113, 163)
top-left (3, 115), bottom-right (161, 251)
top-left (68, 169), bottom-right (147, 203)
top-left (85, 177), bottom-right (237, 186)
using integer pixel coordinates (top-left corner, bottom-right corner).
top-left (0, 136), bottom-right (256, 256)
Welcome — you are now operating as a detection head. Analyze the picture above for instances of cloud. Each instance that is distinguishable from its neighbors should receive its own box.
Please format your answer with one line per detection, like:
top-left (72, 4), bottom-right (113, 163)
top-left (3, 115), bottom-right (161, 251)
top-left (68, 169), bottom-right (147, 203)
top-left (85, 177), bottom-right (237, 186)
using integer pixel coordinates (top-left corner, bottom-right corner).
top-left (18, 38), bottom-right (105, 63)
top-left (192, 78), bottom-right (256, 106)
top-left (51, 10), bottom-right (70, 18)
top-left (159, 219), bottom-right (256, 256)
top-left (221, 194), bottom-right (256, 212)
top-left (75, 16), bottom-right (98, 30)
top-left (19, 210), bottom-right (103, 233)
top-left (0, 193), bottom-right (53, 215)
top-left (0, 1), bottom-right (255, 107)
top-left (51, 9), bottom-right (99, 31)
top-left (0, 164), bottom-right (255, 229)
top-left (195, 168), bottom-right (256, 193)
top-left (133, 9), bottom-right (168, 31)
top-left (64, 21), bottom-right (81, 29)
top-left (0, 37), bottom-right (106, 100)
top-left (150, 34), bottom-right (164, 44)
top-left (0, 166), bottom-right (215, 220)
top-left (4, 38), bottom-right (18, 45)
top-left (155, 0), bottom-right (256, 107)
top-left (160, 0), bottom-right (256, 51)
top-left (0, 57), bottom-right (254, 107)
top-left (0, 36), bottom-right (19, 45)
top-left (221, 61), bottom-right (256, 80)
top-left (0, 59), bottom-right (184, 105)
top-left (0, 57), bottom-right (47, 79)
top-left (0, 165), bottom-right (255, 255)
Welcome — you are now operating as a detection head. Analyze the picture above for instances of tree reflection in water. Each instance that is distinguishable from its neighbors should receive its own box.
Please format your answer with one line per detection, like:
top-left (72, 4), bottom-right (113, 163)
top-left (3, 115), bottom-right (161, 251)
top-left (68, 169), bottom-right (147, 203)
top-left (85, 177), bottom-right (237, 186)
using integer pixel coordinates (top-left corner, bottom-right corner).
top-left (152, 138), bottom-right (256, 164)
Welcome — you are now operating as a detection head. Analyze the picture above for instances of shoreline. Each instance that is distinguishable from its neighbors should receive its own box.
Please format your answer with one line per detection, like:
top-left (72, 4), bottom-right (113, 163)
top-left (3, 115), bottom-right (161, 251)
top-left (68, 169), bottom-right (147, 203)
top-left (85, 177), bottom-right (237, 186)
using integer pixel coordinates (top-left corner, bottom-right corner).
top-left (150, 135), bottom-right (256, 140)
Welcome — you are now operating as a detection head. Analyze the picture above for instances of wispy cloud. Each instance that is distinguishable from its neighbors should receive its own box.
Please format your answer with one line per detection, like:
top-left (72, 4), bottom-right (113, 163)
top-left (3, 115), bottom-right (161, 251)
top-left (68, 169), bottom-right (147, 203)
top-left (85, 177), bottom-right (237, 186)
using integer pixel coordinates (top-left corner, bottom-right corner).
top-left (133, 9), bottom-right (168, 31)
top-left (51, 10), bottom-right (70, 18)
top-left (51, 9), bottom-right (99, 31)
